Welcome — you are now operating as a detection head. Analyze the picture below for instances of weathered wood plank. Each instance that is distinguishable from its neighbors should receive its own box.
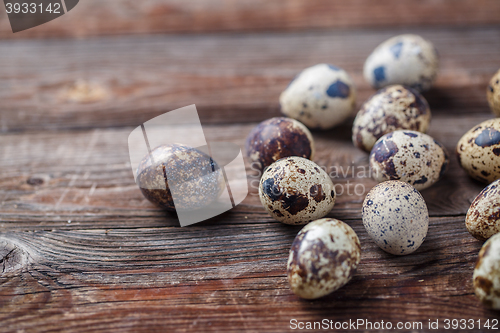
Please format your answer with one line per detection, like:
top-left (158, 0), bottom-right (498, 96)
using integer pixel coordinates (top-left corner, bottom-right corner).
top-left (0, 214), bottom-right (495, 333)
top-left (0, 114), bottom-right (490, 233)
top-left (1, 0), bottom-right (500, 39)
top-left (0, 28), bottom-right (499, 132)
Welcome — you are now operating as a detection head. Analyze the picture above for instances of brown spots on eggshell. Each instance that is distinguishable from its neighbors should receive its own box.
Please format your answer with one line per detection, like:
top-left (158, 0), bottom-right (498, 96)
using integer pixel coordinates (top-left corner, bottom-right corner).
top-left (259, 157), bottom-right (335, 225)
top-left (352, 85), bottom-right (431, 152)
top-left (363, 34), bottom-right (439, 92)
top-left (370, 130), bottom-right (448, 190)
top-left (456, 118), bottom-right (500, 183)
top-left (287, 218), bottom-right (361, 299)
top-left (466, 179), bottom-right (500, 241)
top-left (136, 143), bottom-right (223, 212)
top-left (280, 64), bottom-right (357, 130)
top-left (473, 233), bottom-right (500, 309)
top-left (487, 69), bottom-right (500, 117)
top-left (245, 117), bottom-right (314, 172)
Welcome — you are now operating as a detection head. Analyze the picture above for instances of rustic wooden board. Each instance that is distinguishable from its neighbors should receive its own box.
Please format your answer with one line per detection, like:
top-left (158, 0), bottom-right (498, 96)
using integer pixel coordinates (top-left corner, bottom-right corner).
top-left (0, 27), bottom-right (499, 132)
top-left (2, 19), bottom-right (500, 331)
top-left (0, 0), bottom-right (500, 39)
top-left (1, 110), bottom-right (498, 331)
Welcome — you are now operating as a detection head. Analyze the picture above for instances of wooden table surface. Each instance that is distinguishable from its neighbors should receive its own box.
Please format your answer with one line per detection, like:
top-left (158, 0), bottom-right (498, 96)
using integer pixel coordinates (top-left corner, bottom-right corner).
top-left (1, 1), bottom-right (500, 332)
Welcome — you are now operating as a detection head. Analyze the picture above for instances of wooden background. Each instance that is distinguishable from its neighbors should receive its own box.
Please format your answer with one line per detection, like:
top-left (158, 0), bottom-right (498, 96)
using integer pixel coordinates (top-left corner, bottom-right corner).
top-left (1, 0), bottom-right (500, 332)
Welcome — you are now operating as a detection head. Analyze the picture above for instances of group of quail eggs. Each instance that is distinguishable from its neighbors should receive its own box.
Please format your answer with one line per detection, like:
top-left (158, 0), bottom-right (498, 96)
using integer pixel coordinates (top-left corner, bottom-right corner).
top-left (245, 34), bottom-right (500, 304)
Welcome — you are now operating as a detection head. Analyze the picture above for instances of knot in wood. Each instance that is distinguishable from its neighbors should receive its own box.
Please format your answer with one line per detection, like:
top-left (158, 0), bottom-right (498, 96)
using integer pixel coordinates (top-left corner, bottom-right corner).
top-left (0, 238), bottom-right (32, 276)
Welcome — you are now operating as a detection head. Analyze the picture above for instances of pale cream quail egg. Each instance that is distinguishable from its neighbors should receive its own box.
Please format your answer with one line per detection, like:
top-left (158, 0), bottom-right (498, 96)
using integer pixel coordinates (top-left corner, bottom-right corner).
top-left (362, 180), bottom-right (429, 255)
top-left (287, 218), bottom-right (361, 299)
top-left (487, 69), bottom-right (500, 117)
top-left (370, 130), bottom-right (448, 190)
top-left (352, 85), bottom-right (431, 152)
top-left (456, 118), bottom-right (500, 184)
top-left (364, 34), bottom-right (439, 92)
top-left (473, 233), bottom-right (500, 309)
top-left (466, 179), bottom-right (500, 241)
top-left (280, 64), bottom-right (356, 130)
top-left (136, 143), bottom-right (223, 212)
top-left (259, 157), bottom-right (335, 225)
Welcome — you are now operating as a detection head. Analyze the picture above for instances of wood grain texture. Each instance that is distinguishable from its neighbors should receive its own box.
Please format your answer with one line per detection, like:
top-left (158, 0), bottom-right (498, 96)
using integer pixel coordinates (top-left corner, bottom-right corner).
top-left (0, 0), bottom-right (500, 39)
top-left (0, 114), bottom-right (489, 226)
top-left (0, 112), bottom-right (497, 331)
top-left (2, 17), bottom-right (500, 331)
top-left (0, 27), bottom-right (499, 132)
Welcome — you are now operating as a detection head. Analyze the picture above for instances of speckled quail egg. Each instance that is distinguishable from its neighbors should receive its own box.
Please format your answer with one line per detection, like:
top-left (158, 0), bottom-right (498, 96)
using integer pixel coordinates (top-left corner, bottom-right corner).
top-left (245, 117), bottom-right (315, 172)
top-left (370, 130), bottom-right (448, 190)
top-left (473, 233), bottom-right (500, 309)
top-left (364, 34), bottom-right (439, 92)
top-left (487, 69), bottom-right (500, 117)
top-left (137, 143), bottom-right (223, 212)
top-left (259, 157), bottom-right (335, 225)
top-left (456, 118), bottom-right (500, 184)
top-left (362, 180), bottom-right (429, 255)
top-left (466, 179), bottom-right (500, 241)
top-left (280, 63), bottom-right (356, 130)
top-left (287, 218), bottom-right (361, 299)
top-left (352, 85), bottom-right (431, 152)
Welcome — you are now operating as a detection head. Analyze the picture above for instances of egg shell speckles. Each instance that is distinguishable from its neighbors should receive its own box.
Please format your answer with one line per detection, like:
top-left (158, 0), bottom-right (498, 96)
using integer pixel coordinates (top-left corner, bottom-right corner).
top-left (245, 117), bottom-right (315, 172)
top-left (259, 157), bottom-right (335, 225)
top-left (487, 69), bottom-right (500, 117)
top-left (136, 143), bottom-right (223, 212)
top-left (352, 85), bottom-right (431, 152)
top-left (456, 118), bottom-right (500, 184)
top-left (362, 180), bottom-right (429, 255)
top-left (364, 34), bottom-right (439, 92)
top-left (370, 130), bottom-right (449, 190)
top-left (466, 179), bottom-right (500, 241)
top-left (473, 233), bottom-right (500, 309)
top-left (280, 64), bottom-right (356, 130)
top-left (287, 218), bottom-right (361, 299)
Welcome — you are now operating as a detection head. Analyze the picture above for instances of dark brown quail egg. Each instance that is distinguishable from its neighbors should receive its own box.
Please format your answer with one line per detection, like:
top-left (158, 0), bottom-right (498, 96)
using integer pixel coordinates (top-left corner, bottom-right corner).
top-left (287, 218), bottom-right (361, 299)
top-left (352, 85), bottom-right (431, 152)
top-left (466, 179), bottom-right (500, 241)
top-left (362, 180), bottom-right (429, 255)
top-left (259, 157), bottom-right (335, 225)
top-left (136, 143), bottom-right (223, 212)
top-left (473, 233), bottom-right (500, 309)
top-left (364, 34), bottom-right (439, 92)
top-left (456, 118), bottom-right (500, 184)
top-left (370, 130), bottom-right (448, 190)
top-left (487, 69), bottom-right (500, 117)
top-left (245, 117), bottom-right (314, 173)
top-left (280, 64), bottom-right (356, 130)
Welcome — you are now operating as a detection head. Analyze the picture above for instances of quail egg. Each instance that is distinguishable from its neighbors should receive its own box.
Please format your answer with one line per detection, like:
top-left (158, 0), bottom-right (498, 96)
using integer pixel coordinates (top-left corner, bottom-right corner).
top-left (259, 157), bottom-right (335, 225)
top-left (364, 34), bottom-right (439, 92)
top-left (487, 69), bottom-right (500, 117)
top-left (466, 179), bottom-right (500, 241)
top-left (280, 64), bottom-right (356, 130)
top-left (245, 117), bottom-right (315, 172)
top-left (473, 233), bottom-right (500, 309)
top-left (362, 180), bottom-right (429, 255)
top-left (352, 85), bottom-right (431, 152)
top-left (370, 130), bottom-right (448, 190)
top-left (456, 118), bottom-right (500, 184)
top-left (287, 218), bottom-right (361, 299)
top-left (136, 143), bottom-right (223, 211)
